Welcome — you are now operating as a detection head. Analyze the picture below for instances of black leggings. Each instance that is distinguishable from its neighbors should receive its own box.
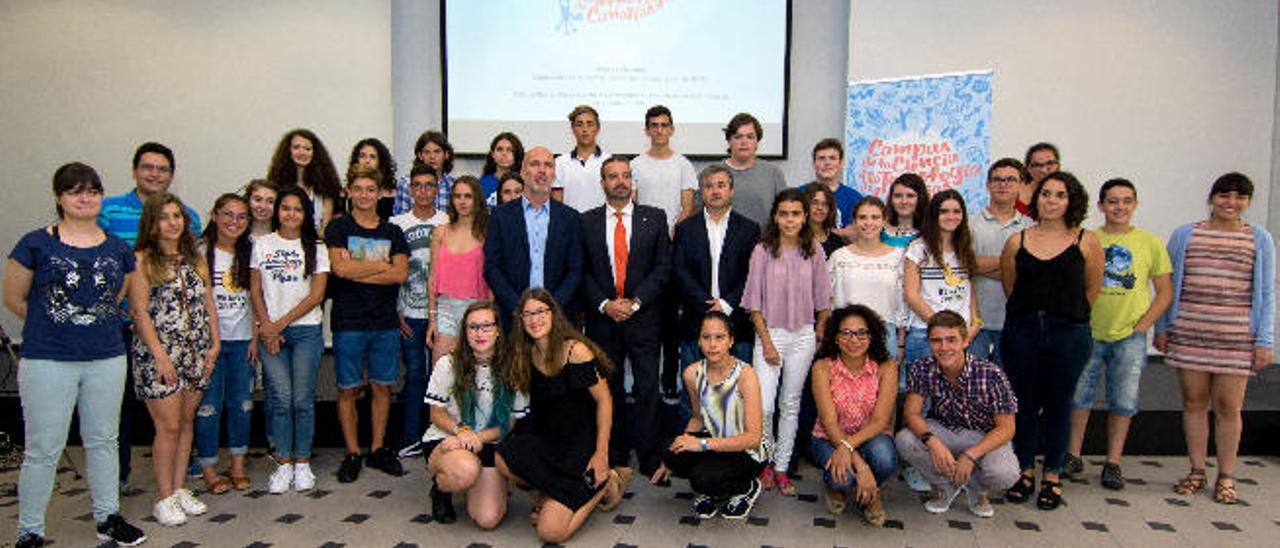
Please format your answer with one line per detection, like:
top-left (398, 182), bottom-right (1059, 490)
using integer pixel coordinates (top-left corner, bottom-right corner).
top-left (660, 432), bottom-right (765, 497)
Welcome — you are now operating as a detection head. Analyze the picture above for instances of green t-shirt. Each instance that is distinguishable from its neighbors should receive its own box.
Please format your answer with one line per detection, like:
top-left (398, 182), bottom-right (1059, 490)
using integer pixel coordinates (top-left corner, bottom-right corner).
top-left (1091, 227), bottom-right (1173, 342)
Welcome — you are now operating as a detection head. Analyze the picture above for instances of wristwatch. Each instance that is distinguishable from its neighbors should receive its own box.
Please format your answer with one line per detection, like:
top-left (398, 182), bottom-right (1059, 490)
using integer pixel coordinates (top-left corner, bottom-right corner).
top-left (700, 438), bottom-right (709, 452)
top-left (630, 299), bottom-right (642, 313)
top-left (920, 431), bottom-right (935, 444)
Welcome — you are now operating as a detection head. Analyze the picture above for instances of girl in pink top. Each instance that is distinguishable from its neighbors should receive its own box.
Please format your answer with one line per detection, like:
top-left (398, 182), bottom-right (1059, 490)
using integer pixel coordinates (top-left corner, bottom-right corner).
top-left (429, 176), bottom-right (492, 356)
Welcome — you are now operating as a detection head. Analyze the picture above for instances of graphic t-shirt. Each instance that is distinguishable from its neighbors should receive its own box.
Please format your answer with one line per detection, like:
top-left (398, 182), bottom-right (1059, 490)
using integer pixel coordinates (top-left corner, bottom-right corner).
top-left (1091, 227), bottom-right (1173, 342)
top-left (209, 246), bottom-right (253, 341)
top-left (324, 215), bottom-right (409, 332)
top-left (422, 355), bottom-right (529, 443)
top-left (249, 232), bottom-right (330, 326)
top-left (904, 238), bottom-right (971, 328)
top-left (9, 228), bottom-right (136, 361)
top-left (390, 210), bottom-right (448, 319)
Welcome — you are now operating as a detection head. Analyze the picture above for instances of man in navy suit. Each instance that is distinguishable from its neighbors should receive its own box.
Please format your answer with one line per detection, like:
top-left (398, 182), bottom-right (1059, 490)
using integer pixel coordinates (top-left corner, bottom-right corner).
top-left (484, 146), bottom-right (583, 323)
top-left (672, 163), bottom-right (761, 372)
top-left (580, 156), bottom-right (671, 479)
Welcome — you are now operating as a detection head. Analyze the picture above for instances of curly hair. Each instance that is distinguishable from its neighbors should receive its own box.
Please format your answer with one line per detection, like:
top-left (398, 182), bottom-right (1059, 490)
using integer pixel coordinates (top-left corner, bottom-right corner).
top-left (759, 188), bottom-right (817, 260)
top-left (887, 173), bottom-right (929, 229)
top-left (200, 193), bottom-right (253, 291)
top-left (482, 132), bottom-right (524, 178)
top-left (506, 288), bottom-right (613, 393)
top-left (348, 138), bottom-right (397, 192)
top-left (448, 175), bottom-right (489, 239)
top-left (920, 189), bottom-right (978, 275)
top-left (135, 192), bottom-right (207, 286)
top-left (816, 304), bottom-right (890, 364)
top-left (1029, 171), bottom-right (1089, 228)
top-left (266, 129), bottom-right (342, 200)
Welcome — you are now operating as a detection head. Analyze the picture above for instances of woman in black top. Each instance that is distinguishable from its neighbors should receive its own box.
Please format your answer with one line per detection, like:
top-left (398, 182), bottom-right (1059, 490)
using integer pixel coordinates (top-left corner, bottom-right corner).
top-left (998, 171), bottom-right (1103, 510)
top-left (496, 288), bottom-right (620, 544)
top-left (803, 183), bottom-right (846, 258)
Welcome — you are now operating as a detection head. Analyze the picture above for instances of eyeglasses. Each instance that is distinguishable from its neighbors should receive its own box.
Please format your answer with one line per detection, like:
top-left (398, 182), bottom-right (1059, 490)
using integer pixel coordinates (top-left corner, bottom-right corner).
top-left (836, 328), bottom-right (870, 341)
top-left (217, 210), bottom-right (249, 222)
top-left (989, 176), bottom-right (1021, 185)
top-left (1028, 160), bottom-right (1059, 170)
top-left (409, 181), bottom-right (438, 190)
top-left (520, 307), bottom-right (551, 319)
top-left (466, 321), bottom-right (497, 333)
top-left (137, 163), bottom-right (172, 174)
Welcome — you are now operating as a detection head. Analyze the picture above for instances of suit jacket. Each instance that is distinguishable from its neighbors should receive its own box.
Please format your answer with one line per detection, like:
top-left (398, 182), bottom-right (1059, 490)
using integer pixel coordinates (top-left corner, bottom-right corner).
top-left (483, 197), bottom-right (583, 319)
top-left (579, 203), bottom-right (671, 339)
top-left (672, 210), bottom-right (761, 342)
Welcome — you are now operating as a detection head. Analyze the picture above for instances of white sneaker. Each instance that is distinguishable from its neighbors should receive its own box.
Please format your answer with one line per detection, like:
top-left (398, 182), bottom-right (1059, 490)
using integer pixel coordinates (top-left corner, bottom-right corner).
top-left (268, 463), bottom-right (294, 494)
top-left (966, 488), bottom-right (995, 518)
top-left (172, 488), bottom-right (207, 515)
top-left (153, 495), bottom-right (188, 526)
top-left (293, 462), bottom-right (316, 491)
top-left (924, 484), bottom-right (964, 514)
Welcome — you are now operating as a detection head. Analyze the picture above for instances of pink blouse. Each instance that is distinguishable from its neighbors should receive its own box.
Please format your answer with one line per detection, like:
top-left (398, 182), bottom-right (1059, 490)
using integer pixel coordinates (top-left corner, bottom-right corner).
top-left (432, 228), bottom-right (489, 299)
top-left (812, 356), bottom-right (887, 439)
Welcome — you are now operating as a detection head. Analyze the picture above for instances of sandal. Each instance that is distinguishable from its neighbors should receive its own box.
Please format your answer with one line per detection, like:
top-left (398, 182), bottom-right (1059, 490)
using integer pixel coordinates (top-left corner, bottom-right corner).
top-left (1004, 472), bottom-right (1035, 503)
top-left (861, 498), bottom-right (887, 527)
top-left (203, 474), bottom-right (230, 495)
top-left (759, 467), bottom-right (775, 490)
top-left (824, 491), bottom-right (846, 515)
top-left (230, 475), bottom-right (251, 491)
top-left (1213, 476), bottom-right (1238, 505)
top-left (529, 493), bottom-right (546, 526)
top-left (1036, 480), bottom-right (1064, 510)
top-left (1172, 468), bottom-right (1207, 496)
top-left (598, 468), bottom-right (633, 512)
top-left (775, 471), bottom-right (797, 497)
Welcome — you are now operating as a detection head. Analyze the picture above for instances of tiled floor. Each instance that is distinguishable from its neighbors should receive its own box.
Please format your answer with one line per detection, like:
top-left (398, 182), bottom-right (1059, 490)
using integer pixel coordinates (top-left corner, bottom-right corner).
top-left (2, 450), bottom-right (1277, 547)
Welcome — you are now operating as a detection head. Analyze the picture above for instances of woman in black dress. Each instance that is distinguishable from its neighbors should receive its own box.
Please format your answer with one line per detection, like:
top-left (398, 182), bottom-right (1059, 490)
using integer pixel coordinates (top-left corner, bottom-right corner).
top-left (496, 288), bottom-right (618, 544)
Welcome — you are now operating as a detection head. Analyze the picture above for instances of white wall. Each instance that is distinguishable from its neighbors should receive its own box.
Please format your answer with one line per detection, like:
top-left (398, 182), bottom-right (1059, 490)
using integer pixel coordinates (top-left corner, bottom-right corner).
top-left (849, 0), bottom-right (1277, 241)
top-left (0, 0), bottom-right (392, 339)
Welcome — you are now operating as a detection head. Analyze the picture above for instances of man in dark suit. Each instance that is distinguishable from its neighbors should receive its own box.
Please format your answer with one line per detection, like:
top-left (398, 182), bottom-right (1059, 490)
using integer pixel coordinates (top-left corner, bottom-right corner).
top-left (580, 156), bottom-right (672, 479)
top-left (484, 146), bottom-right (583, 323)
top-left (672, 163), bottom-right (761, 376)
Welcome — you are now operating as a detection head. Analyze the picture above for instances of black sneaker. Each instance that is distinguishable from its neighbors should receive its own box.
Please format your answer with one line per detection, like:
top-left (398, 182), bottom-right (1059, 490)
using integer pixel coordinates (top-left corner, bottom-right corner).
top-left (431, 484), bottom-right (457, 524)
top-left (1101, 462), bottom-right (1125, 490)
top-left (336, 453), bottom-right (363, 483)
top-left (96, 513), bottom-right (147, 546)
top-left (367, 447), bottom-right (405, 477)
top-left (397, 440), bottom-right (425, 459)
top-left (692, 494), bottom-right (718, 519)
top-left (15, 533), bottom-right (45, 548)
top-left (721, 478), bottom-right (761, 519)
top-left (1062, 453), bottom-right (1084, 478)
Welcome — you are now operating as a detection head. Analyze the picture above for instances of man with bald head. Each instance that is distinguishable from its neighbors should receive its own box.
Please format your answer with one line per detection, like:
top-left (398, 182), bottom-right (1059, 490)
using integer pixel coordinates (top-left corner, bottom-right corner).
top-left (484, 146), bottom-right (584, 321)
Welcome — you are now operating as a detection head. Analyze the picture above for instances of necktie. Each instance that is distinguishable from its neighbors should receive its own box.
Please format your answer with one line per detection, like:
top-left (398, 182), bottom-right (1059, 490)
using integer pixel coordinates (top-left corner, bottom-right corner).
top-left (613, 211), bottom-right (628, 297)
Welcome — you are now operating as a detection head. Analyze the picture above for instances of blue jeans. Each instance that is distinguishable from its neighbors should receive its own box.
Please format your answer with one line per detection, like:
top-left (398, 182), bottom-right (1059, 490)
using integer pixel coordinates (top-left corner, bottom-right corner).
top-left (1072, 331), bottom-right (1147, 417)
top-left (676, 338), bottom-right (754, 426)
top-left (1001, 312), bottom-right (1092, 474)
top-left (260, 324), bottom-right (324, 459)
top-left (194, 340), bottom-right (253, 468)
top-left (808, 434), bottom-right (897, 494)
top-left (333, 329), bottom-right (401, 389)
top-left (968, 328), bottom-right (1003, 366)
top-left (400, 317), bottom-right (430, 445)
top-left (903, 327), bottom-right (930, 386)
top-left (18, 356), bottom-right (126, 536)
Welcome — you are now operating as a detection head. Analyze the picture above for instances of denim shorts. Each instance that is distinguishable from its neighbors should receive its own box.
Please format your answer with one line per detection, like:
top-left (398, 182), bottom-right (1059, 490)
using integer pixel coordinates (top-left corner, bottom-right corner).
top-left (332, 329), bottom-right (401, 389)
top-left (435, 296), bottom-right (480, 338)
top-left (1071, 330), bottom-right (1147, 416)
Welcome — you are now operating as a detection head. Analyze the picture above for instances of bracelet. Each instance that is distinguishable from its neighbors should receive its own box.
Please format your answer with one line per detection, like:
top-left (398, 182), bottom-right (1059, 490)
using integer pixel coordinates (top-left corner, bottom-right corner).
top-left (959, 451), bottom-right (977, 464)
top-left (700, 438), bottom-right (709, 452)
top-left (839, 439), bottom-right (856, 453)
top-left (920, 431), bottom-right (934, 444)
top-left (454, 425), bottom-right (471, 435)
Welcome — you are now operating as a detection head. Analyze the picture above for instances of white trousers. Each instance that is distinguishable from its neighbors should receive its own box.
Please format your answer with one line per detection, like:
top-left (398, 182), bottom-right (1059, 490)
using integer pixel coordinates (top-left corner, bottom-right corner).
top-left (753, 324), bottom-right (816, 473)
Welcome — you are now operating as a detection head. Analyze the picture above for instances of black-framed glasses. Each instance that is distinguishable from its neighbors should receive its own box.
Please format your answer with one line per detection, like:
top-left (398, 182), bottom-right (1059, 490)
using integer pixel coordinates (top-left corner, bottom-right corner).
top-left (520, 307), bottom-right (551, 319)
top-left (217, 210), bottom-right (249, 222)
top-left (466, 321), bottom-right (497, 333)
top-left (837, 328), bottom-right (870, 341)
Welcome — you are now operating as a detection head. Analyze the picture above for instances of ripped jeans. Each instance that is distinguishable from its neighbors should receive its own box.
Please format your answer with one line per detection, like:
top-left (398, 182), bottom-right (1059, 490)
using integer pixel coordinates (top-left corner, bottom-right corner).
top-left (193, 340), bottom-right (253, 468)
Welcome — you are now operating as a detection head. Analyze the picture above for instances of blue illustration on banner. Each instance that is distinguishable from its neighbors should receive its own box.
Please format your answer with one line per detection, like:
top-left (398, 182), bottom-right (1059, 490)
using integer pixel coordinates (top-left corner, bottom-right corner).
top-left (845, 71), bottom-right (993, 211)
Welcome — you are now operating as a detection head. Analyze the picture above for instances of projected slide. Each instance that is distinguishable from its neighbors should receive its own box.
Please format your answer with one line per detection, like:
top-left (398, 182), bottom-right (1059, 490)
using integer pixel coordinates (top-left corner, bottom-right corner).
top-left (445, 0), bottom-right (789, 156)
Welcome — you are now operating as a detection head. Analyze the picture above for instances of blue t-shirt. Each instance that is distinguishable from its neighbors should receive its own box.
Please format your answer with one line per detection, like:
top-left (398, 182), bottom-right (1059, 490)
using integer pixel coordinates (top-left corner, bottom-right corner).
top-left (97, 189), bottom-right (202, 247)
top-left (9, 228), bottom-right (136, 361)
top-left (831, 184), bottom-right (864, 229)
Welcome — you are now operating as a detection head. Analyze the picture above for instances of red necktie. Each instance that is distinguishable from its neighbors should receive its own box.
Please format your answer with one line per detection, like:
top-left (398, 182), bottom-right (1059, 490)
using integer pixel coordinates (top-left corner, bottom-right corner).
top-left (613, 211), bottom-right (628, 297)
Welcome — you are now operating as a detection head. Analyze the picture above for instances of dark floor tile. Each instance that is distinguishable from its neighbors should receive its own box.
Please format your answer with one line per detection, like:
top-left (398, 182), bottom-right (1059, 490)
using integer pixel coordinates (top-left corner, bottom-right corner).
top-left (75, 511), bottom-right (94, 521)
top-left (747, 516), bottom-right (769, 526)
top-left (122, 486), bottom-right (146, 497)
top-left (686, 544), bottom-right (709, 548)
top-left (1164, 497), bottom-right (1190, 507)
top-left (1147, 521), bottom-right (1176, 532)
top-left (1237, 499), bottom-right (1252, 507)
top-left (171, 542), bottom-right (199, 548)
top-left (307, 489), bottom-right (332, 499)
top-left (674, 491), bottom-right (694, 500)
top-left (678, 515), bottom-right (701, 526)
top-left (1243, 460), bottom-right (1264, 467)
top-left (243, 489), bottom-right (268, 499)
top-left (96, 541), bottom-right (116, 548)
top-left (797, 493), bottom-right (818, 503)
top-left (244, 543), bottom-right (272, 548)
top-left (56, 466), bottom-right (73, 474)
top-left (1089, 459), bottom-right (1105, 466)
top-left (1104, 497), bottom-right (1130, 507)
top-left (410, 513), bottom-right (433, 524)
top-left (1236, 477), bottom-right (1257, 486)
top-left (789, 473), bottom-right (803, 480)
top-left (1127, 478), bottom-right (1147, 485)
top-left (0, 499), bottom-right (15, 508)
top-left (318, 543), bottom-right (344, 548)
top-left (1082, 521), bottom-right (1109, 532)
top-left (622, 491), bottom-right (635, 499)
top-left (465, 544), bottom-right (492, 548)
top-left (1211, 521), bottom-right (1241, 532)
top-left (813, 517), bottom-right (836, 528)
top-left (947, 519), bottom-right (972, 530)
top-left (208, 513), bottom-right (236, 523)
top-left (366, 490), bottom-right (391, 498)
top-left (883, 519), bottom-right (905, 530)
top-left (1140, 460), bottom-right (1163, 468)
top-left (612, 514), bottom-right (635, 524)
top-left (141, 515), bottom-right (158, 523)
top-left (613, 544), bottom-right (637, 548)
top-left (1014, 520), bottom-right (1040, 531)
top-left (342, 513), bottom-right (370, 524)
top-left (391, 543), bottom-right (417, 548)
top-left (59, 487), bottom-right (87, 496)
top-left (989, 497), bottom-right (1006, 505)
top-left (1066, 477), bottom-right (1089, 485)
top-left (274, 513), bottom-right (303, 524)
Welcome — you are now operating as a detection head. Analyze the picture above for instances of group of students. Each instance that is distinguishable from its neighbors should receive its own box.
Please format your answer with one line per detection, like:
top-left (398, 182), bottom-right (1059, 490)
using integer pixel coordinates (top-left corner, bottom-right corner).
top-left (3, 105), bottom-right (1274, 546)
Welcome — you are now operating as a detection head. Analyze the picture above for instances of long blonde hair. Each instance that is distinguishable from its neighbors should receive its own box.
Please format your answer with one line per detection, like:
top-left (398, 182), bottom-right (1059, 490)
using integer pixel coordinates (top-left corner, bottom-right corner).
top-left (135, 192), bottom-right (208, 286)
